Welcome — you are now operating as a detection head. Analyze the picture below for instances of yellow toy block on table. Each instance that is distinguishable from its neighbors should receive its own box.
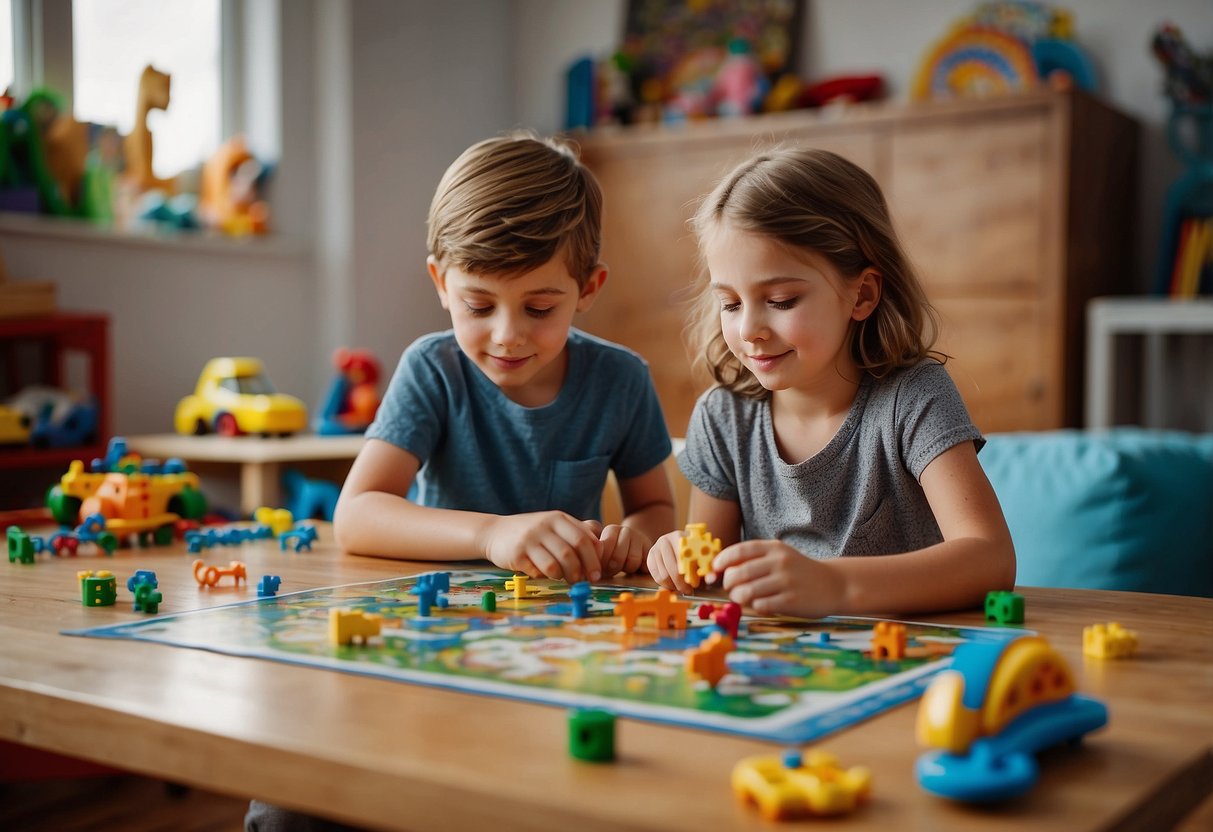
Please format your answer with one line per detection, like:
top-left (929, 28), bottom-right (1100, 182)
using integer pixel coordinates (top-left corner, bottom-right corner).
top-left (1083, 621), bottom-right (1139, 659)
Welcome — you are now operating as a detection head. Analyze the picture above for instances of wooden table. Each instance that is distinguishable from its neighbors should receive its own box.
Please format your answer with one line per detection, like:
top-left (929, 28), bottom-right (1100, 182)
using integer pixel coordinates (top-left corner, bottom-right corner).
top-left (125, 434), bottom-right (365, 515)
top-left (2, 529), bottom-right (1210, 832)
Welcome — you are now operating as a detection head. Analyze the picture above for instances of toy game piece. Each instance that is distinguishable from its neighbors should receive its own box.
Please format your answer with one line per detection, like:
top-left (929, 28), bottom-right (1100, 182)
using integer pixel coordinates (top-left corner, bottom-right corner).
top-left (871, 621), bottom-right (907, 659)
top-left (613, 589), bottom-right (690, 632)
top-left (279, 524), bottom-right (318, 552)
top-left (505, 574), bottom-right (533, 600)
top-left (411, 574), bottom-right (444, 617)
top-left (257, 575), bottom-right (282, 598)
top-left (78, 570), bottom-right (117, 607)
top-left (132, 582), bottom-right (163, 614)
top-left (985, 590), bottom-right (1024, 625)
top-left (686, 631), bottom-right (734, 688)
top-left (193, 559), bottom-right (247, 588)
top-left (314, 347), bottom-right (382, 435)
top-left (254, 507), bottom-right (294, 537)
top-left (915, 634), bottom-right (1108, 802)
top-left (1083, 622), bottom-right (1138, 660)
top-left (676, 522), bottom-right (721, 589)
top-left (568, 581), bottom-right (591, 618)
top-left (74, 513), bottom-right (118, 555)
top-left (480, 591), bottom-right (497, 612)
top-left (328, 608), bottom-right (382, 646)
top-left (698, 601), bottom-right (742, 640)
top-left (8, 526), bottom-right (36, 564)
top-left (733, 748), bottom-right (873, 820)
top-left (126, 570), bottom-right (158, 592)
top-left (568, 709), bottom-right (615, 762)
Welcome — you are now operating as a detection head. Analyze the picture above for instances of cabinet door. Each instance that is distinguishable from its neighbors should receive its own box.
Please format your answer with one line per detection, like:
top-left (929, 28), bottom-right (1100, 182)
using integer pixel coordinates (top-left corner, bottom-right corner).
top-left (935, 297), bottom-right (1058, 432)
top-left (581, 131), bottom-right (879, 436)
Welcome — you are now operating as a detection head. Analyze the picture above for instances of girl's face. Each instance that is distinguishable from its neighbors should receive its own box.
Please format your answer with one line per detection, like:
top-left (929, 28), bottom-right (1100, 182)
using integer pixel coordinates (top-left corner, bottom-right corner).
top-left (704, 224), bottom-right (879, 394)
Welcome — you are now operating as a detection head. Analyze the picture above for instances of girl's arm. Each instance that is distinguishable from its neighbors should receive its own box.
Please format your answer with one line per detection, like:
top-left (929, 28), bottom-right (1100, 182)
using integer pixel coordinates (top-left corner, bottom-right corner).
top-left (599, 462), bottom-right (676, 577)
top-left (646, 486), bottom-right (742, 594)
top-left (714, 441), bottom-right (1016, 617)
top-left (333, 439), bottom-right (603, 582)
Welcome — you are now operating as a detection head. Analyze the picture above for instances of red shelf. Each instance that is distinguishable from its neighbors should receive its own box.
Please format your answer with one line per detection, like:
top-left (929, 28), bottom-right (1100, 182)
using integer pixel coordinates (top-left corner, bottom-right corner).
top-left (0, 443), bottom-right (107, 471)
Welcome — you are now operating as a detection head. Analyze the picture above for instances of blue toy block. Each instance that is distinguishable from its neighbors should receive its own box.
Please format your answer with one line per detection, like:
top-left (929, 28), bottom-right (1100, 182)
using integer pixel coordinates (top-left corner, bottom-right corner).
top-left (126, 570), bottom-right (158, 592)
top-left (257, 575), bottom-right (282, 597)
top-left (568, 581), bottom-right (591, 618)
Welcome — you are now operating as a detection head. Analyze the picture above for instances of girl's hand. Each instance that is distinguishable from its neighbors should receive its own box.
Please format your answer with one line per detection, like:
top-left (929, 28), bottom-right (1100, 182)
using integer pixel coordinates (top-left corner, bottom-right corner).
top-left (645, 530), bottom-right (697, 596)
top-left (480, 511), bottom-right (603, 583)
top-left (712, 540), bottom-right (844, 618)
top-left (598, 524), bottom-right (649, 578)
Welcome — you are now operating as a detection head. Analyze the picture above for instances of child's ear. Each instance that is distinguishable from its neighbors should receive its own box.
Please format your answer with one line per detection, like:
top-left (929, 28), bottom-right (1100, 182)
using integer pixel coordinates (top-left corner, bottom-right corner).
top-left (427, 256), bottom-right (451, 310)
top-left (852, 268), bottom-right (882, 321)
top-left (575, 264), bottom-right (609, 313)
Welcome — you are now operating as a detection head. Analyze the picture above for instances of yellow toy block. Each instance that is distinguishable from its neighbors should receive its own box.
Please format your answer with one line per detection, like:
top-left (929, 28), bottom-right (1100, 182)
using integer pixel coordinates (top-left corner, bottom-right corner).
top-left (676, 522), bottom-right (721, 589)
top-left (1083, 621), bottom-right (1138, 659)
top-left (504, 574), bottom-right (534, 600)
top-left (733, 749), bottom-right (872, 820)
top-left (329, 608), bottom-right (382, 646)
top-left (254, 506), bottom-right (295, 537)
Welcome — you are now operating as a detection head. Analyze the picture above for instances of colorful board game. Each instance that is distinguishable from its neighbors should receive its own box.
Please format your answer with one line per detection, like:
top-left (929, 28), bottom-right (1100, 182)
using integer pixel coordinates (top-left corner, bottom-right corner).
top-left (68, 569), bottom-right (1019, 742)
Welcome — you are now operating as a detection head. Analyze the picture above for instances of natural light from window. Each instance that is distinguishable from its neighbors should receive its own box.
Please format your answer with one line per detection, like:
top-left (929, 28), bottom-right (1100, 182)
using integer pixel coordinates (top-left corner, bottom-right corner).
top-left (73, 0), bottom-right (220, 179)
top-left (0, 0), bottom-right (14, 94)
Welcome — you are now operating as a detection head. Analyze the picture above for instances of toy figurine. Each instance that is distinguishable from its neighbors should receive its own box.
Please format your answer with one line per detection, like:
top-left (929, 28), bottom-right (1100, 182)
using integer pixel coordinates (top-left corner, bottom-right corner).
top-left (314, 348), bottom-right (381, 435)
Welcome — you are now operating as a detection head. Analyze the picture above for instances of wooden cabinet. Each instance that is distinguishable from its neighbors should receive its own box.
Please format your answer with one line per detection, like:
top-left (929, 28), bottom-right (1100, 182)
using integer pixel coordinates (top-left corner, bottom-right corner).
top-left (576, 90), bottom-right (1137, 435)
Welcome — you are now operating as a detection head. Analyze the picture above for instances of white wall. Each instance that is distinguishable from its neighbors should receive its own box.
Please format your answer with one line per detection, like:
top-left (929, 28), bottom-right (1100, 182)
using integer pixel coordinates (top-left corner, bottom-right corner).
top-left (513, 0), bottom-right (1213, 291)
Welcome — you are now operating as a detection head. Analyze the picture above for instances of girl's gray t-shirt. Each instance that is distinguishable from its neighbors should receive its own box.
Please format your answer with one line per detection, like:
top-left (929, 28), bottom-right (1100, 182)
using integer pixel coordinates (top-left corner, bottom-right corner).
top-left (679, 360), bottom-right (983, 558)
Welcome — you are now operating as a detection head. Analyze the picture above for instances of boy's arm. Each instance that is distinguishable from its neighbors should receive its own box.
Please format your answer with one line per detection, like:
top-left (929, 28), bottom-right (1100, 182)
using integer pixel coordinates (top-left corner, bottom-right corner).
top-left (333, 439), bottom-right (602, 581)
top-left (713, 441), bottom-right (1016, 617)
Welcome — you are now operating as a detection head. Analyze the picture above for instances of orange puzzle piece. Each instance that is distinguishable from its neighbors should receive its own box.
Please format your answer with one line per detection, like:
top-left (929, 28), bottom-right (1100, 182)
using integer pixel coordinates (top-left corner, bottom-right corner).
top-left (871, 621), bottom-right (907, 659)
top-left (613, 589), bottom-right (690, 631)
top-left (687, 631), bottom-right (735, 687)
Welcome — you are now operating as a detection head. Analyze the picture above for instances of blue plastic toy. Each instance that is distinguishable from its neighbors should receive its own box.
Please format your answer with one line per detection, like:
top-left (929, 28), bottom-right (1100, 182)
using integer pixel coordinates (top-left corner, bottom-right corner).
top-left (282, 469), bottom-right (340, 522)
top-left (915, 635), bottom-right (1107, 802)
top-left (257, 575), bottom-right (282, 597)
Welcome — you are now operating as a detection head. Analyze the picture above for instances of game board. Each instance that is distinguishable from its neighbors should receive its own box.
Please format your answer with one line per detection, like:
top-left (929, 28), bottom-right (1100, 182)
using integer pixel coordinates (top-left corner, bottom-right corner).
top-left (67, 569), bottom-right (1022, 743)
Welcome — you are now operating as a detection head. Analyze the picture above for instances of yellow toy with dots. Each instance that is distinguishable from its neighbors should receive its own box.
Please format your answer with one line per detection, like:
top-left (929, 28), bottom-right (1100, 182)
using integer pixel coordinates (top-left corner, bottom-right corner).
top-left (676, 522), bottom-right (721, 589)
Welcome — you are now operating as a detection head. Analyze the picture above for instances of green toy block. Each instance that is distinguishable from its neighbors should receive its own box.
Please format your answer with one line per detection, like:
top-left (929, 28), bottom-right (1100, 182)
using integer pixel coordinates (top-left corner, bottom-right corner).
top-left (133, 582), bottom-right (163, 614)
top-left (80, 570), bottom-right (117, 607)
top-left (985, 590), bottom-right (1025, 625)
top-left (7, 527), bottom-right (35, 564)
top-left (481, 591), bottom-right (496, 612)
top-left (568, 709), bottom-right (615, 762)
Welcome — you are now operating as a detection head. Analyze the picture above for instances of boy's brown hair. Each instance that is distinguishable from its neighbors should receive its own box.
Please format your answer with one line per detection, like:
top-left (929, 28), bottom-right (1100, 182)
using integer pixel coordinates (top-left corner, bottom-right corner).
top-left (427, 133), bottom-right (603, 287)
top-left (689, 146), bottom-right (944, 399)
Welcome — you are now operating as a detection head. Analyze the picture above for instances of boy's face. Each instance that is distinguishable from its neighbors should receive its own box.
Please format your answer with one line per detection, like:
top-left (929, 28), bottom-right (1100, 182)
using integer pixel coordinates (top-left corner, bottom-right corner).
top-left (428, 256), bottom-right (607, 407)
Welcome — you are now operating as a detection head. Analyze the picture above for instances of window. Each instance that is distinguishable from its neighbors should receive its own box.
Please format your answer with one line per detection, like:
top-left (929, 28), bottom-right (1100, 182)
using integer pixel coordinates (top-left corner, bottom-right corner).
top-left (72, 0), bottom-right (221, 179)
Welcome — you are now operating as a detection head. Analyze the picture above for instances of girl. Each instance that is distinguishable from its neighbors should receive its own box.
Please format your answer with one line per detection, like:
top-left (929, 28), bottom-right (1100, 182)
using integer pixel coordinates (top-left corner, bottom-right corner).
top-left (647, 147), bottom-right (1015, 617)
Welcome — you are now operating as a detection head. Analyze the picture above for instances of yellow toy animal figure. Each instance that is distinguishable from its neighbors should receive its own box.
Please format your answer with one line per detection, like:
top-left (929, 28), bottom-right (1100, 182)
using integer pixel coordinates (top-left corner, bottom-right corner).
top-left (123, 64), bottom-right (177, 194)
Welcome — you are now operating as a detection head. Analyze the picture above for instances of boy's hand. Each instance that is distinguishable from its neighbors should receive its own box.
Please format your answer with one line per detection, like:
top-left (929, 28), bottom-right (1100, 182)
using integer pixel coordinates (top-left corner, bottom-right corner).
top-left (598, 524), bottom-right (649, 578)
top-left (711, 540), bottom-right (844, 618)
top-left (480, 511), bottom-right (603, 583)
top-left (645, 530), bottom-right (697, 596)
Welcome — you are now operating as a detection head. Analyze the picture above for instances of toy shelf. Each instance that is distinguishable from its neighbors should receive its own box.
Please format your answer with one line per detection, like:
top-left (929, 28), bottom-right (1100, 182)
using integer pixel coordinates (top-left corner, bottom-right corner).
top-left (0, 312), bottom-right (110, 472)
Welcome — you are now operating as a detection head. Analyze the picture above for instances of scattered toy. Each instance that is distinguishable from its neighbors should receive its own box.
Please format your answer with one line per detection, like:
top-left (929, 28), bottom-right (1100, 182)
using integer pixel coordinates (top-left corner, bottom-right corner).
top-left (613, 589), bottom-right (689, 631)
top-left (132, 581), bottom-right (163, 613)
top-left (732, 748), bottom-right (873, 820)
top-left (568, 708), bottom-right (615, 762)
top-left (686, 631), bottom-right (734, 688)
top-left (78, 569), bottom-right (117, 606)
top-left (329, 607), bottom-right (382, 646)
top-left (676, 522), bottom-right (721, 589)
top-left (1083, 622), bottom-right (1138, 659)
top-left (568, 581), bottom-right (591, 618)
top-left (984, 590), bottom-right (1025, 625)
top-left (871, 621), bottom-right (908, 659)
top-left (253, 506), bottom-right (294, 537)
top-left (193, 559), bottom-right (247, 588)
top-left (480, 590), bottom-right (497, 612)
top-left (257, 575), bottom-right (283, 598)
top-left (279, 524), bottom-right (318, 552)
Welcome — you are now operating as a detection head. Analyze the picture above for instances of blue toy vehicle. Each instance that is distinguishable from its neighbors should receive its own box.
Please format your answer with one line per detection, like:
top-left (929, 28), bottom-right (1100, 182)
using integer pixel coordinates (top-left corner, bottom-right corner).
top-left (30, 397), bottom-right (99, 448)
top-left (915, 634), bottom-right (1107, 802)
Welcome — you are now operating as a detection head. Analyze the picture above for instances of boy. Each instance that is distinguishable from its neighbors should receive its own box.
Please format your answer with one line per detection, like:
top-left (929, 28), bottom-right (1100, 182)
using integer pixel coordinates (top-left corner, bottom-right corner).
top-left (333, 134), bottom-right (674, 582)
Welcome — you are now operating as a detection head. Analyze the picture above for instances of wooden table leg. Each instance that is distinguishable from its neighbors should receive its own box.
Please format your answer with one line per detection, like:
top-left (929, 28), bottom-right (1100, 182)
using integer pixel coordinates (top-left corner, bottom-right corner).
top-left (241, 461), bottom-right (282, 517)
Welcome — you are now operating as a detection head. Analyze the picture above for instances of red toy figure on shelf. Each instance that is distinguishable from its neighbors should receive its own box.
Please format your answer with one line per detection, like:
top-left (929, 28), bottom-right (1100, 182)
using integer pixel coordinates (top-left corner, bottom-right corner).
top-left (314, 348), bottom-right (382, 436)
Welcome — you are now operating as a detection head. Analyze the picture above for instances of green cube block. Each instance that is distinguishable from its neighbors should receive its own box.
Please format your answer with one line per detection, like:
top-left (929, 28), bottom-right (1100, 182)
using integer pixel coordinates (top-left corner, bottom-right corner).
top-left (985, 590), bottom-right (1024, 624)
top-left (568, 709), bottom-right (615, 762)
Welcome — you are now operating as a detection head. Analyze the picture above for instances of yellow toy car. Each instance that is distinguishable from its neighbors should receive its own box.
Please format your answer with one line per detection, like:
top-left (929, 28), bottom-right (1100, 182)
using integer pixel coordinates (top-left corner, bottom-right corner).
top-left (732, 749), bottom-right (872, 820)
top-left (175, 357), bottom-right (307, 437)
top-left (0, 404), bottom-right (32, 444)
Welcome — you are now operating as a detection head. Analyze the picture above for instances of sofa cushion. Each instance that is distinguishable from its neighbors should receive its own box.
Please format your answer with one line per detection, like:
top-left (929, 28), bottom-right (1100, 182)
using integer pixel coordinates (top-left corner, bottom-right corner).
top-left (979, 429), bottom-right (1213, 597)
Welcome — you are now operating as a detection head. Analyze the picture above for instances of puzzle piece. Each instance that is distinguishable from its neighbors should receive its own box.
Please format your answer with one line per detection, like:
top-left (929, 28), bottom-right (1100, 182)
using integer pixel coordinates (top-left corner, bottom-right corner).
top-left (613, 589), bottom-right (690, 631)
top-left (687, 631), bottom-right (734, 687)
top-left (677, 522), bottom-right (721, 589)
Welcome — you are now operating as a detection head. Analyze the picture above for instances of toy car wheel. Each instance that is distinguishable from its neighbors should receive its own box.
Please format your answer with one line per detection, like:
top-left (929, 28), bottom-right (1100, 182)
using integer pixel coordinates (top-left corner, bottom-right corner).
top-left (169, 486), bottom-right (208, 520)
top-left (215, 412), bottom-right (241, 436)
top-left (191, 418), bottom-right (208, 436)
top-left (46, 486), bottom-right (82, 526)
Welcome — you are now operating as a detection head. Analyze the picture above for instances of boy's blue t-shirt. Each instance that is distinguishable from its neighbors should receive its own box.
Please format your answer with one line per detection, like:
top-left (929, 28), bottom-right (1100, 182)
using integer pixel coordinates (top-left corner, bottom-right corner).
top-left (365, 328), bottom-right (672, 521)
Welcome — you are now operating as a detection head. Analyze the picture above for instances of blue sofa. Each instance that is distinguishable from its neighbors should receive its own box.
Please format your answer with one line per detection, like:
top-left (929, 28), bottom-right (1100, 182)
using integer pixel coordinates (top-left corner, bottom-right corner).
top-left (980, 429), bottom-right (1213, 598)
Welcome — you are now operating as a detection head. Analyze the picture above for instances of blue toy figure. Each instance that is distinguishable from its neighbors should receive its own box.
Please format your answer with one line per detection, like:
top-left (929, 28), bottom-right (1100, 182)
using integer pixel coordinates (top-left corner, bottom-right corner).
top-left (282, 469), bottom-right (341, 522)
top-left (314, 348), bottom-right (381, 435)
